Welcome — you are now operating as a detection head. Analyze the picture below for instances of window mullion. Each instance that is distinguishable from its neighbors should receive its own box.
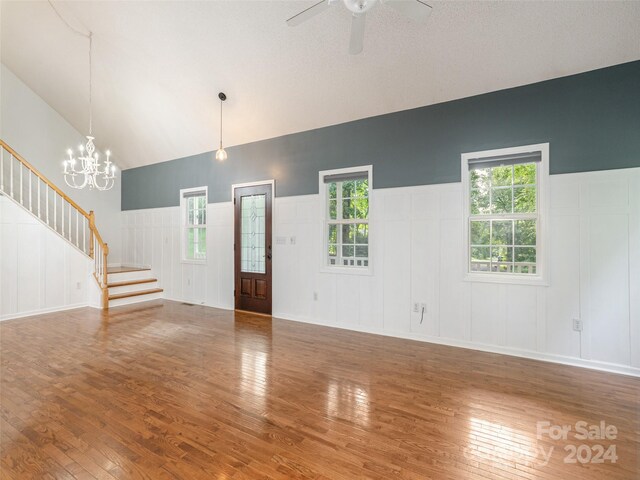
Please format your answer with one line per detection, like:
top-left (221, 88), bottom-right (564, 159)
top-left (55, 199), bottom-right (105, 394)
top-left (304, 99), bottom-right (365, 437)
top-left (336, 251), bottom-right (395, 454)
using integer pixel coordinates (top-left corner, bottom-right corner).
top-left (469, 213), bottom-right (536, 220)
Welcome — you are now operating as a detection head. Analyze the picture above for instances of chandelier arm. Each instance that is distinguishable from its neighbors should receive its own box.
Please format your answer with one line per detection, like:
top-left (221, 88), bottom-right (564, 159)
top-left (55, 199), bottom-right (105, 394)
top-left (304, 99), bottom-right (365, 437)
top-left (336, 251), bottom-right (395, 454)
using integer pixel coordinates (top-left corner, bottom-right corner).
top-left (65, 171), bottom-right (88, 190)
top-left (64, 175), bottom-right (75, 189)
top-left (95, 179), bottom-right (114, 192)
top-left (92, 173), bottom-right (113, 191)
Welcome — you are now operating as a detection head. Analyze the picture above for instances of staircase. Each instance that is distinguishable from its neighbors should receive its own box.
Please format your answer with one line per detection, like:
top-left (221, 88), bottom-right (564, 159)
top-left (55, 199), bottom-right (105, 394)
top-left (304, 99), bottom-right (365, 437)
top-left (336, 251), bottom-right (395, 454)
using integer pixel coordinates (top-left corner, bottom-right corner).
top-left (106, 267), bottom-right (163, 307)
top-left (0, 140), bottom-right (162, 309)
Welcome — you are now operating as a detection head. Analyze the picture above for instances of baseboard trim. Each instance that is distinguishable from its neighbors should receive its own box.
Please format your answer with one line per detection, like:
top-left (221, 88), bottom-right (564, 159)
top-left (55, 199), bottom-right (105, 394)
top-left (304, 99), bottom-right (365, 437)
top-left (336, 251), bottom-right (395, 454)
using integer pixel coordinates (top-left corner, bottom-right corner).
top-left (162, 296), bottom-right (234, 311)
top-left (272, 312), bottom-right (640, 378)
top-left (0, 303), bottom-right (89, 322)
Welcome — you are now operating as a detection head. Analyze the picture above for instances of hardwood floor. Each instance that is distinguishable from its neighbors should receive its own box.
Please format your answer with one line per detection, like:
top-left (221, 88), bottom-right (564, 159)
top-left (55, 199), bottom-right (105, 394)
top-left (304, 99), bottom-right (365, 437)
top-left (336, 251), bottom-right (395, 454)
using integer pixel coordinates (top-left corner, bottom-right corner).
top-left (1, 300), bottom-right (638, 479)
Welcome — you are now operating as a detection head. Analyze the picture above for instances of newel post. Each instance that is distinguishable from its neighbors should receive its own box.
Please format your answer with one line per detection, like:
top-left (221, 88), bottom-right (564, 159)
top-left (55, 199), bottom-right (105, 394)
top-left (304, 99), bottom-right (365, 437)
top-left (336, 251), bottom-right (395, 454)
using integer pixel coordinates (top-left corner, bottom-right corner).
top-left (102, 243), bottom-right (109, 310)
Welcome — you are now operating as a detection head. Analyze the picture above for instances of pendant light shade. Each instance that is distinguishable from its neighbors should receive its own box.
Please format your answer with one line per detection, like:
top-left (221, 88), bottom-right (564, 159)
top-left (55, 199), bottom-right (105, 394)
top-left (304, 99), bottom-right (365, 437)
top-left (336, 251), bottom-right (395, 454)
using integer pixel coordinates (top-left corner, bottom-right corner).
top-left (216, 92), bottom-right (227, 161)
top-left (215, 147), bottom-right (228, 162)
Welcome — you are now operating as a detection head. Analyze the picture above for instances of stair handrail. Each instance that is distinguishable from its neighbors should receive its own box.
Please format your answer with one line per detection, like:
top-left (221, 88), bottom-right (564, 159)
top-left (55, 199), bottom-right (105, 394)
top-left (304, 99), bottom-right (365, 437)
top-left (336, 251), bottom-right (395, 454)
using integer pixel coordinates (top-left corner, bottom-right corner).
top-left (1, 140), bottom-right (91, 219)
top-left (0, 139), bottom-right (110, 308)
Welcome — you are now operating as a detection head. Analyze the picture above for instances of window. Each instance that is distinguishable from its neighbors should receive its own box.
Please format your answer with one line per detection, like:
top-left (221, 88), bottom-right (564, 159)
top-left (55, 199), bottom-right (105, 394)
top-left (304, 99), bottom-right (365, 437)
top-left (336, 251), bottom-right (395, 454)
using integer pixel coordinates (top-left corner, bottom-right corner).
top-left (462, 144), bottom-right (548, 283)
top-left (320, 166), bottom-right (372, 271)
top-left (181, 187), bottom-right (207, 262)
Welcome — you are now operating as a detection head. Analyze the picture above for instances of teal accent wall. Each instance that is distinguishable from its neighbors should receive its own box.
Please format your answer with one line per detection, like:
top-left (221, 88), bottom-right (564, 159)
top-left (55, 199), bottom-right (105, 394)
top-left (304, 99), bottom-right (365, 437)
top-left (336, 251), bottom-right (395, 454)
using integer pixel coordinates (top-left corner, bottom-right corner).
top-left (122, 60), bottom-right (640, 210)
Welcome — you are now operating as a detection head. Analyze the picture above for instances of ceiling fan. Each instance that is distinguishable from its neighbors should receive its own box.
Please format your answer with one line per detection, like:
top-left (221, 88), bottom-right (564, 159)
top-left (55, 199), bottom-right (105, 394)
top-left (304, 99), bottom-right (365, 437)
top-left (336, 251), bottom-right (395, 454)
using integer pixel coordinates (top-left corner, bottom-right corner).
top-left (286, 0), bottom-right (433, 55)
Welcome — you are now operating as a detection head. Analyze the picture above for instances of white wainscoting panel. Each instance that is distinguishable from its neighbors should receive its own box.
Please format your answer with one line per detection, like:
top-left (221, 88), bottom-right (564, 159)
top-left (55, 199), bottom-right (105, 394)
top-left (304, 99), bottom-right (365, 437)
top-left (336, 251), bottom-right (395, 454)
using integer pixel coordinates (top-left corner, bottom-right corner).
top-left (120, 167), bottom-right (640, 376)
top-left (1, 195), bottom-right (93, 320)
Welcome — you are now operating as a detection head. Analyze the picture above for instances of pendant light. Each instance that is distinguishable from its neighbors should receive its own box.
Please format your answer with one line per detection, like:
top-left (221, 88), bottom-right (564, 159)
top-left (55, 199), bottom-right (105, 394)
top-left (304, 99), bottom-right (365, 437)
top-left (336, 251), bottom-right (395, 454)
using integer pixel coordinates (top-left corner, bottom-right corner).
top-left (215, 92), bottom-right (228, 161)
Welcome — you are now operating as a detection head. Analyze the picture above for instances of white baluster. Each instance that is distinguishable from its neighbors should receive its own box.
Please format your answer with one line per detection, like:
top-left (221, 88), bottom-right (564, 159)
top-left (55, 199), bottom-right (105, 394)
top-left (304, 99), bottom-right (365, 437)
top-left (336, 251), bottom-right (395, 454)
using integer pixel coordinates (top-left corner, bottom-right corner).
top-left (76, 210), bottom-right (79, 247)
top-left (61, 198), bottom-right (65, 237)
top-left (83, 217), bottom-right (87, 253)
top-left (54, 193), bottom-right (57, 231)
top-left (28, 171), bottom-right (32, 212)
top-left (68, 202), bottom-right (71, 241)
top-left (0, 148), bottom-right (4, 192)
top-left (37, 181), bottom-right (41, 219)
top-left (46, 185), bottom-right (49, 224)
top-left (20, 163), bottom-right (23, 204)
top-left (10, 155), bottom-right (14, 198)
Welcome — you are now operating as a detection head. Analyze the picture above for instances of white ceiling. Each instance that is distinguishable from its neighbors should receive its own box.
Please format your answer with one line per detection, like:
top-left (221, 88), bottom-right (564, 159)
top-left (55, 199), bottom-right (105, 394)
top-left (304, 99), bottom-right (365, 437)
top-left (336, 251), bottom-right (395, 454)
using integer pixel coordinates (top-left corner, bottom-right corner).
top-left (2, 1), bottom-right (639, 169)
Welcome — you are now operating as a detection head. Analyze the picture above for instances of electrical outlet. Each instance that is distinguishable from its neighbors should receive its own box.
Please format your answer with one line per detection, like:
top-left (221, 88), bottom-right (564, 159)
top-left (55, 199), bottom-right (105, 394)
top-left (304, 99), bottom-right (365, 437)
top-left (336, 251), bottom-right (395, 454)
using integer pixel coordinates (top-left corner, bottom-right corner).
top-left (572, 318), bottom-right (583, 332)
top-left (413, 302), bottom-right (419, 313)
top-left (76, 282), bottom-right (82, 290)
top-left (313, 292), bottom-right (318, 301)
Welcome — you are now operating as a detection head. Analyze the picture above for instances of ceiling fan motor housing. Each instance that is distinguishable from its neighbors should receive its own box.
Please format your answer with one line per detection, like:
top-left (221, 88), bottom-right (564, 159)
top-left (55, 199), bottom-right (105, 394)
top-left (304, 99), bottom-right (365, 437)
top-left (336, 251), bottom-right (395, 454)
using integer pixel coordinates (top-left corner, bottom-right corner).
top-left (343, 0), bottom-right (378, 14)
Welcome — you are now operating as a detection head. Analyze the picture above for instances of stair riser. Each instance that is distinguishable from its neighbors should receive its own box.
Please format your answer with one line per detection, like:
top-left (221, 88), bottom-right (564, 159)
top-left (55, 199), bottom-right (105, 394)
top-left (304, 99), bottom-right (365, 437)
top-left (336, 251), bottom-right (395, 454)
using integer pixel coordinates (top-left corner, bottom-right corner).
top-left (108, 292), bottom-right (163, 308)
top-left (108, 281), bottom-right (159, 296)
top-left (107, 270), bottom-right (152, 283)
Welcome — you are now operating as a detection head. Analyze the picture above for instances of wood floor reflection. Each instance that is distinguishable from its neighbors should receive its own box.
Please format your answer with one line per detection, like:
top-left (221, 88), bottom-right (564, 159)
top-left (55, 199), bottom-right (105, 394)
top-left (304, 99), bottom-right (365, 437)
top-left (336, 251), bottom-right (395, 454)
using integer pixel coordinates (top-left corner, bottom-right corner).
top-left (1, 300), bottom-right (638, 479)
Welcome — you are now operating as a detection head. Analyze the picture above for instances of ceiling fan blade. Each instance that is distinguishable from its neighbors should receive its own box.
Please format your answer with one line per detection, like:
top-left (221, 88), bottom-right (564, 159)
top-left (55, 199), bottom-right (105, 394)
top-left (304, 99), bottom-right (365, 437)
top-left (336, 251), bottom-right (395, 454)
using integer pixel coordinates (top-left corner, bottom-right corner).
top-left (286, 0), bottom-right (331, 27)
top-left (349, 13), bottom-right (366, 55)
top-left (381, 0), bottom-right (432, 24)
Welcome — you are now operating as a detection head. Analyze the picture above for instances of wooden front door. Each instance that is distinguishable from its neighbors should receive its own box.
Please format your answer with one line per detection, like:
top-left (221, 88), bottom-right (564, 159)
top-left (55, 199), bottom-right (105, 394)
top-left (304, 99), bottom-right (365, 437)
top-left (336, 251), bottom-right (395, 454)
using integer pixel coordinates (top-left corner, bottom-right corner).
top-left (234, 183), bottom-right (272, 315)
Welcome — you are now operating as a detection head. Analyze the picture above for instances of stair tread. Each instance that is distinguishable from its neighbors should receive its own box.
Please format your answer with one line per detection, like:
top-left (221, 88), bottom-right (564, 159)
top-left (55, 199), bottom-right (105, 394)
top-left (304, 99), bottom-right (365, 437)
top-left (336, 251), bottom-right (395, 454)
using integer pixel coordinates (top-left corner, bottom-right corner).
top-left (108, 278), bottom-right (157, 288)
top-left (108, 266), bottom-right (151, 274)
top-left (109, 288), bottom-right (163, 301)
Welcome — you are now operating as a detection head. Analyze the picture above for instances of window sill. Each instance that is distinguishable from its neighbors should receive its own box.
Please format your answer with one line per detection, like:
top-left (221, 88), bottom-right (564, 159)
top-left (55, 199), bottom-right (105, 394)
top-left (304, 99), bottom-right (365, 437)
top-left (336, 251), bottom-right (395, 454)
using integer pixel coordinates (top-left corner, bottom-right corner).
top-left (320, 266), bottom-right (373, 276)
top-left (181, 259), bottom-right (207, 266)
top-left (463, 273), bottom-right (548, 286)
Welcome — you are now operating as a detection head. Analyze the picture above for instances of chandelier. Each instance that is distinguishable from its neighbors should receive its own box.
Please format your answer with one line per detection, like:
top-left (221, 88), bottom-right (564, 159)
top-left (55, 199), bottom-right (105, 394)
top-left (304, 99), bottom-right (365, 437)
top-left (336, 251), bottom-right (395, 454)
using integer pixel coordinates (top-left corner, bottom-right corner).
top-left (58, 25), bottom-right (116, 190)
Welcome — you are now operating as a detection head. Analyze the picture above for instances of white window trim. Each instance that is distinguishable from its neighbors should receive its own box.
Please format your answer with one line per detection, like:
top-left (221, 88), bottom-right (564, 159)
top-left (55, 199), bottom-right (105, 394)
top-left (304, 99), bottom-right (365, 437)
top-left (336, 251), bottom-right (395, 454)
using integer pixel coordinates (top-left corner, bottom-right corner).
top-left (180, 186), bottom-right (208, 265)
top-left (461, 143), bottom-right (549, 286)
top-left (319, 165), bottom-right (373, 276)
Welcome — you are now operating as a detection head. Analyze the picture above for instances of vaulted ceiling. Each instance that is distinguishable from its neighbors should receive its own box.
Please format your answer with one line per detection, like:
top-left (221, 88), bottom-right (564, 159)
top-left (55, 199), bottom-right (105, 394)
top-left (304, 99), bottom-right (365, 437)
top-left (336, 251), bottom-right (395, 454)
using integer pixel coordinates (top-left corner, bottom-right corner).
top-left (2, 1), bottom-right (639, 169)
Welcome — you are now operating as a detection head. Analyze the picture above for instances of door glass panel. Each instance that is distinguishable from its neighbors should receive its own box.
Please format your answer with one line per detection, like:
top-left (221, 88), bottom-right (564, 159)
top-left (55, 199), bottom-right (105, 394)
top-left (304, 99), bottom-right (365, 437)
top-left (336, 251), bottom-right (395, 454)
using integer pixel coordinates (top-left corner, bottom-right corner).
top-left (241, 194), bottom-right (266, 273)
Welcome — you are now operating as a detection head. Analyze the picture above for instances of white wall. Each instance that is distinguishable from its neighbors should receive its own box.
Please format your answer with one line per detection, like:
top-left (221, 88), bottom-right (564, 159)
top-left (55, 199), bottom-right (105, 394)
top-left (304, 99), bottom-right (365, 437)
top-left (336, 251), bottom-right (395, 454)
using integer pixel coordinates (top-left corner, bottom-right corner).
top-left (0, 64), bottom-right (122, 263)
top-left (121, 202), bottom-right (234, 309)
top-left (121, 167), bottom-right (640, 376)
top-left (0, 195), bottom-right (96, 320)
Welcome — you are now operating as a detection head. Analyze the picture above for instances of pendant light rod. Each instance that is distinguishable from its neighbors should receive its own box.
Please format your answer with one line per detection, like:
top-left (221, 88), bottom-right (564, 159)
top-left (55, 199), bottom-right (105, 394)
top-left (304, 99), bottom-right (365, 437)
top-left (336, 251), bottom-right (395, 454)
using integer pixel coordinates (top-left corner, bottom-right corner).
top-left (89, 31), bottom-right (93, 136)
top-left (218, 92), bottom-right (226, 149)
top-left (48, 1), bottom-right (94, 136)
